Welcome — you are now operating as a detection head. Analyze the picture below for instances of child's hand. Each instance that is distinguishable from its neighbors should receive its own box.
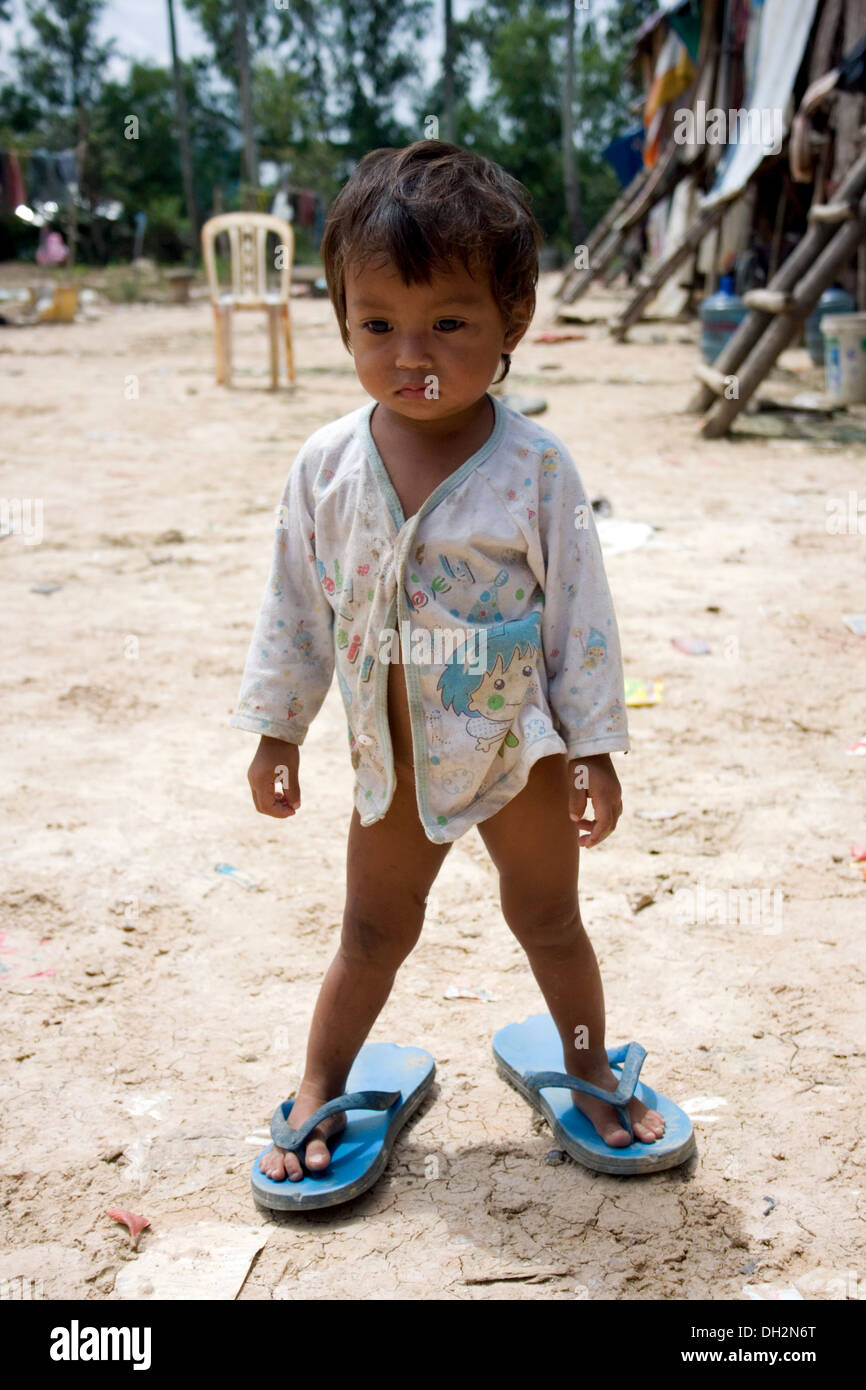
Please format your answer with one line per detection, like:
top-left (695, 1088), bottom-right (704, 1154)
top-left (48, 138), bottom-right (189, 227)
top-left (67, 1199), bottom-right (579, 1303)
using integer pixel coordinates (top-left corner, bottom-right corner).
top-left (568, 753), bottom-right (622, 847)
top-left (247, 736), bottom-right (301, 818)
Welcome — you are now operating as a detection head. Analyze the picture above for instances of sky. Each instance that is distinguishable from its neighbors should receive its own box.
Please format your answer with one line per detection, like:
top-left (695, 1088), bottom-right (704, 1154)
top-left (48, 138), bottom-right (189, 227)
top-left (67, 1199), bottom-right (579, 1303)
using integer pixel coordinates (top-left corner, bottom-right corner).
top-left (2, 1), bottom-right (619, 82)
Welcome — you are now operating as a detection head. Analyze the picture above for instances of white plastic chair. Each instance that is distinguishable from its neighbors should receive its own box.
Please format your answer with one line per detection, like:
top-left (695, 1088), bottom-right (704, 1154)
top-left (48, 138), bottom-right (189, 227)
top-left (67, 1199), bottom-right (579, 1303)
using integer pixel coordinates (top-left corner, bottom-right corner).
top-left (201, 212), bottom-right (296, 388)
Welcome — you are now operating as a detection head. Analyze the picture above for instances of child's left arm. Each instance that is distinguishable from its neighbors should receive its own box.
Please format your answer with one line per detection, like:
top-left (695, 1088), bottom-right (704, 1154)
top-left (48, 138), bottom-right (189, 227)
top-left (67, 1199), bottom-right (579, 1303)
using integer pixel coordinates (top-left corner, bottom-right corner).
top-left (537, 448), bottom-right (629, 844)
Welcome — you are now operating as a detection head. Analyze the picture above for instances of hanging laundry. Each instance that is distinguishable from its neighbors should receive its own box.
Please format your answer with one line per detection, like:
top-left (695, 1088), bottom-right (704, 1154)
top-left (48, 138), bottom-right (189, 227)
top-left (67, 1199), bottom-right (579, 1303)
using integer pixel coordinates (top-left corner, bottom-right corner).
top-left (35, 227), bottom-right (68, 265)
top-left (297, 188), bottom-right (316, 227)
top-left (0, 151), bottom-right (26, 212)
top-left (643, 31), bottom-right (695, 168)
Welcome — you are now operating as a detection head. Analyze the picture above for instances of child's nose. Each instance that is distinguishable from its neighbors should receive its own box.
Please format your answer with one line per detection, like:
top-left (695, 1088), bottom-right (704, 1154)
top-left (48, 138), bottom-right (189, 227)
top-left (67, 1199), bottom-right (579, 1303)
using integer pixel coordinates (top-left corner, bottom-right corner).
top-left (394, 334), bottom-right (434, 369)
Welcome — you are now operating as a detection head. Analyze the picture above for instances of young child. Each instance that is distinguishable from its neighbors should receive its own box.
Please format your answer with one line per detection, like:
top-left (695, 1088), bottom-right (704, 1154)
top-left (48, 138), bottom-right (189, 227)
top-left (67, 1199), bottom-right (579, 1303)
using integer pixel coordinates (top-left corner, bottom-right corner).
top-left (231, 140), bottom-right (667, 1185)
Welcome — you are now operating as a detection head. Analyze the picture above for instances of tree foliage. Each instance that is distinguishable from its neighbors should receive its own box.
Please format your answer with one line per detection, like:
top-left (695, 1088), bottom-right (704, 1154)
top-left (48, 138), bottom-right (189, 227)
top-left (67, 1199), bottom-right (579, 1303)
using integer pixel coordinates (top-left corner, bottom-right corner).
top-left (0, 0), bottom-right (656, 263)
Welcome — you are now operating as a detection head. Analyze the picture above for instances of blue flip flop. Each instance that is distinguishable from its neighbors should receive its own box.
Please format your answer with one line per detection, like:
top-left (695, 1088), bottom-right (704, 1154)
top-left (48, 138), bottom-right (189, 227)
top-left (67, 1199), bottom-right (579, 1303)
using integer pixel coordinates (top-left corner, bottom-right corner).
top-left (251, 1042), bottom-right (434, 1210)
top-left (493, 1014), bottom-right (696, 1175)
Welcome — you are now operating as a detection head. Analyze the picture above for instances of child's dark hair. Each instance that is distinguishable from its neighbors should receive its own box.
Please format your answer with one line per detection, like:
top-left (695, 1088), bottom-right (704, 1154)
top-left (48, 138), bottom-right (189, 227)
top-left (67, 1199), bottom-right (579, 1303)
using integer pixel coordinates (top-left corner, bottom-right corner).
top-left (321, 140), bottom-right (541, 384)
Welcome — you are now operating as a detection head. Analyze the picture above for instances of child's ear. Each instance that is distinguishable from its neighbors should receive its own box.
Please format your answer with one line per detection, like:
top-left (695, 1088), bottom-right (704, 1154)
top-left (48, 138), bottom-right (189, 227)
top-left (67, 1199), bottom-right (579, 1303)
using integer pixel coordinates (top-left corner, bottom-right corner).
top-left (502, 296), bottom-right (534, 353)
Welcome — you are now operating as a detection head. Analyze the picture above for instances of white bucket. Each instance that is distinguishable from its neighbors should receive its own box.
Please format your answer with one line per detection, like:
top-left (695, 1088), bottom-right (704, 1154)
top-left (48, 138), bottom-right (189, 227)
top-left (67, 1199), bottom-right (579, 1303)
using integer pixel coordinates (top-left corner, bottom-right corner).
top-left (821, 313), bottom-right (866, 404)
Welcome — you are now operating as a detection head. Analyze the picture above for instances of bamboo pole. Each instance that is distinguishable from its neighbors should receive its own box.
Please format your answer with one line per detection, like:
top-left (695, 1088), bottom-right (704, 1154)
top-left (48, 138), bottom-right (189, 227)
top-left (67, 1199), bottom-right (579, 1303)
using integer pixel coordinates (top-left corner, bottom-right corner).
top-left (685, 147), bottom-right (866, 412)
top-left (700, 190), bottom-right (866, 437)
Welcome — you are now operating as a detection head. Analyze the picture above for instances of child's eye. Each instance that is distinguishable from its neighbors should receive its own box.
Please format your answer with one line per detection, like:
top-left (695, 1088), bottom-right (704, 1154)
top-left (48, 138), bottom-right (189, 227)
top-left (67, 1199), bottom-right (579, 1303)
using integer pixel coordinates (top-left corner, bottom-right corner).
top-left (362, 320), bottom-right (391, 334)
top-left (493, 678), bottom-right (505, 690)
top-left (434, 318), bottom-right (464, 332)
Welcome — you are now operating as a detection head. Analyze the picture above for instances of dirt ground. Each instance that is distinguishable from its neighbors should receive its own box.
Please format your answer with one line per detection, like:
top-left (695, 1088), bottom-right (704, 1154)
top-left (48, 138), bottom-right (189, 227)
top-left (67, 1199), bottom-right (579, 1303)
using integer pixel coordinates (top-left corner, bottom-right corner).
top-left (1, 271), bottom-right (864, 1302)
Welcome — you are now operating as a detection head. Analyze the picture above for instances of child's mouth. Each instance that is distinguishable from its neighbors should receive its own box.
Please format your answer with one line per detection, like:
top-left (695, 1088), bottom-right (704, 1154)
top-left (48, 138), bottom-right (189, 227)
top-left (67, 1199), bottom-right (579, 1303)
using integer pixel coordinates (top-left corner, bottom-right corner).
top-left (396, 384), bottom-right (431, 398)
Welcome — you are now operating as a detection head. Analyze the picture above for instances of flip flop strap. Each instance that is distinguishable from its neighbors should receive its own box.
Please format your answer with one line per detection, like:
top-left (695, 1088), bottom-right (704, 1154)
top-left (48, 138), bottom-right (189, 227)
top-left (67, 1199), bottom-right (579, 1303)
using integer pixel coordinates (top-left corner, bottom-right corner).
top-left (270, 1089), bottom-right (401, 1152)
top-left (524, 1042), bottom-right (648, 1141)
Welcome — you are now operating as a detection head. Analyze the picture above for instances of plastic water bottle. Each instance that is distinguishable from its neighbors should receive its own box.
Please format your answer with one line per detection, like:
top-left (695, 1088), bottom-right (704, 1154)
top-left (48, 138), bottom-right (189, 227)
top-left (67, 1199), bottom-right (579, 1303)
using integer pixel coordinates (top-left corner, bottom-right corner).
top-left (699, 275), bottom-right (748, 364)
top-left (805, 286), bottom-right (856, 365)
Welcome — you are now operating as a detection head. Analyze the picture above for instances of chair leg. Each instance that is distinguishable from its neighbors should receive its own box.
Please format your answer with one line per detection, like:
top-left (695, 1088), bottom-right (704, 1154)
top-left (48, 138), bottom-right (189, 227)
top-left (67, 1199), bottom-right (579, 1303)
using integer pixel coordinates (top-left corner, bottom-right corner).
top-left (223, 305), bottom-right (233, 388)
top-left (282, 302), bottom-right (296, 385)
top-left (267, 304), bottom-right (279, 390)
top-left (212, 303), bottom-right (225, 384)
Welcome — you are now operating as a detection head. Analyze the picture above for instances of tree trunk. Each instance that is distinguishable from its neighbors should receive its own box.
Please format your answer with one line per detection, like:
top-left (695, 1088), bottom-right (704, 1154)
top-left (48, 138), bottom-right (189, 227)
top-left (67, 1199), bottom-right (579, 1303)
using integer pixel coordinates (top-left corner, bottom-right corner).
top-left (442, 0), bottom-right (456, 142)
top-left (236, 0), bottom-right (258, 204)
top-left (167, 0), bottom-right (200, 250)
top-left (562, 0), bottom-right (583, 245)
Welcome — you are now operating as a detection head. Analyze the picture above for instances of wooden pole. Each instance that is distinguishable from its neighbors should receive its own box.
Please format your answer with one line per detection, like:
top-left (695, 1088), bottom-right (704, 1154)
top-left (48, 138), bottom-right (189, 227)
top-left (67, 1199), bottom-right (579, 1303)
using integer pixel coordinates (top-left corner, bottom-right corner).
top-left (442, 0), bottom-right (456, 143)
top-left (610, 199), bottom-right (727, 341)
top-left (167, 0), bottom-right (200, 246)
top-left (561, 0), bottom-right (583, 247)
top-left (685, 147), bottom-right (866, 411)
top-left (700, 191), bottom-right (866, 437)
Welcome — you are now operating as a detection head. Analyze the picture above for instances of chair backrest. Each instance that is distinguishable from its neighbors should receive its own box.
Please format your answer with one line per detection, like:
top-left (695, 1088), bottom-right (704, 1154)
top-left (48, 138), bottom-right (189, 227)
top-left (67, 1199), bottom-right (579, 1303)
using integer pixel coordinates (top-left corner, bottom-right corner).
top-left (201, 212), bottom-right (294, 305)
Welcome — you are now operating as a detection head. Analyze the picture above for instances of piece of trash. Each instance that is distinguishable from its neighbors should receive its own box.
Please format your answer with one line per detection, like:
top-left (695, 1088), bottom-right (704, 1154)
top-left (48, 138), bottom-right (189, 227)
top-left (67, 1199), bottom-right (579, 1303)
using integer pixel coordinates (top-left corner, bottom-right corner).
top-left (443, 985), bottom-right (499, 1003)
top-left (635, 808), bottom-right (681, 821)
top-left (106, 1207), bottom-right (151, 1245)
top-left (670, 637), bottom-right (711, 656)
top-left (591, 496), bottom-right (612, 518)
top-left (532, 331), bottom-right (586, 344)
top-left (762, 1196), bottom-right (776, 1216)
top-left (625, 678), bottom-right (663, 707)
top-left (628, 890), bottom-right (655, 914)
top-left (845, 737), bottom-right (866, 756)
top-left (498, 393), bottom-right (547, 416)
top-left (743, 1284), bottom-right (803, 1301)
top-left (737, 1259), bottom-right (759, 1276)
top-left (681, 1096), bottom-right (728, 1124)
top-left (544, 1149), bottom-right (567, 1165)
top-left (215, 863), bottom-right (260, 891)
top-left (113, 1221), bottom-right (267, 1300)
top-left (842, 614), bottom-right (866, 636)
top-left (850, 845), bottom-right (866, 881)
top-left (596, 518), bottom-right (654, 556)
top-left (30, 584), bottom-right (62, 595)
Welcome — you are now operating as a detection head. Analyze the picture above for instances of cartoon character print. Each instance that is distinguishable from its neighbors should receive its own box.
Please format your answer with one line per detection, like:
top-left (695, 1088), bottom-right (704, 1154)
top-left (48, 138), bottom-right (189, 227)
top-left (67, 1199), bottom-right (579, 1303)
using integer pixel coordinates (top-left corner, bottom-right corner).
top-left (603, 698), bottom-right (624, 732)
top-left (465, 568), bottom-right (509, 623)
top-left (577, 626), bottom-right (608, 670)
top-left (292, 619), bottom-right (315, 663)
top-left (437, 612), bottom-right (541, 753)
top-left (533, 438), bottom-right (561, 476)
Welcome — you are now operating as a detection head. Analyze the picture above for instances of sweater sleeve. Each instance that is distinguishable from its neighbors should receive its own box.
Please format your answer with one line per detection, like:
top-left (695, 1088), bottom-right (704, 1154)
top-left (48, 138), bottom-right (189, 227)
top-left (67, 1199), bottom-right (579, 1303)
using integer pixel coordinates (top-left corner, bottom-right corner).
top-left (538, 446), bottom-right (630, 759)
top-left (229, 447), bottom-right (334, 744)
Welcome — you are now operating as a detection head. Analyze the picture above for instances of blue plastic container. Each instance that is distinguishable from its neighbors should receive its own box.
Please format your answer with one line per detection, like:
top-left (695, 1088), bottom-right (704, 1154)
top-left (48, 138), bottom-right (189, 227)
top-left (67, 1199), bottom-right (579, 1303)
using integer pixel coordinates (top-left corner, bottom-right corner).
top-left (805, 286), bottom-right (856, 365)
top-left (699, 275), bottom-right (748, 364)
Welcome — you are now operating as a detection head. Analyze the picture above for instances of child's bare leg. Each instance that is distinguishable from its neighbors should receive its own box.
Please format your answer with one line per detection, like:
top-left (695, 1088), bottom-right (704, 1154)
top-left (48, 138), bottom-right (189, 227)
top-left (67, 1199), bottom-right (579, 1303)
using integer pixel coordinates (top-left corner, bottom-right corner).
top-left (478, 754), bottom-right (665, 1147)
top-left (259, 772), bottom-right (451, 1181)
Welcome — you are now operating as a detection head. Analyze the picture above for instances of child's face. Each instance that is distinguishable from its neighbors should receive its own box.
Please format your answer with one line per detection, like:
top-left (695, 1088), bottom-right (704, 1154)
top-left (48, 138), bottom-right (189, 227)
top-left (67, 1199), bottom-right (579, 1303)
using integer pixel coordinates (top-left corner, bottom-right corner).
top-left (344, 256), bottom-right (529, 419)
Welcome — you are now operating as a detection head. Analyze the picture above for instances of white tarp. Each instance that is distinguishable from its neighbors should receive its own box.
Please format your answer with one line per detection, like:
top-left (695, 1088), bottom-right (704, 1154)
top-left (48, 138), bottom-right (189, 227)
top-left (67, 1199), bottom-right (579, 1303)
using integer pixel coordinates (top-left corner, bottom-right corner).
top-left (701, 0), bottom-right (820, 209)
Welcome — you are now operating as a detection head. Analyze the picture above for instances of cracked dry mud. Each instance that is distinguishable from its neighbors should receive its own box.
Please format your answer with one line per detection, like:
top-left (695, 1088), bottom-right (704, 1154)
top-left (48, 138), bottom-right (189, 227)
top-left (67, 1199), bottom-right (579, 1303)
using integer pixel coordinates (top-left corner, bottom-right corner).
top-left (1, 275), bottom-right (864, 1300)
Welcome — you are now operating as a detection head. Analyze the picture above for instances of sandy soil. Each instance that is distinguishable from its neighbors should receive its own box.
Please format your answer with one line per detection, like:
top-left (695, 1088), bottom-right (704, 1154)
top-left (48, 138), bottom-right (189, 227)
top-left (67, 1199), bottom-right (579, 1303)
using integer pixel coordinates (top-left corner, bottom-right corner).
top-left (1, 272), bottom-right (864, 1302)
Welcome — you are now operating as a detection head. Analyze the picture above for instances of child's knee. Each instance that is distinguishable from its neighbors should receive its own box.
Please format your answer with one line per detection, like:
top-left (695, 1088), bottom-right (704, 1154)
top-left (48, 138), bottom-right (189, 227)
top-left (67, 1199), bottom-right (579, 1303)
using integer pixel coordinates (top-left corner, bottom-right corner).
top-left (340, 905), bottom-right (423, 972)
top-left (502, 891), bottom-right (582, 954)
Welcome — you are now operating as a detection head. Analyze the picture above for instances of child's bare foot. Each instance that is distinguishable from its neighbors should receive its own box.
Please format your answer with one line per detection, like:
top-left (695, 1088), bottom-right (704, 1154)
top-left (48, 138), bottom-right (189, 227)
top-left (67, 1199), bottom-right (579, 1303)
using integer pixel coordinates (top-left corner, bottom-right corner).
top-left (257, 1082), bottom-right (346, 1182)
top-left (569, 1055), bottom-right (666, 1148)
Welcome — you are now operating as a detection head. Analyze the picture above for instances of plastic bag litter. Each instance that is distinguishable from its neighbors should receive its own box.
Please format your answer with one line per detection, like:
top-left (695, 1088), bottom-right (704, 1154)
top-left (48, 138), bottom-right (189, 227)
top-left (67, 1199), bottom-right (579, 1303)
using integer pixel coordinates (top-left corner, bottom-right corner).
top-left (215, 863), bottom-right (260, 891)
top-left (443, 985), bottom-right (499, 1003)
top-left (670, 637), bottom-right (711, 655)
top-left (596, 518), bottom-right (654, 556)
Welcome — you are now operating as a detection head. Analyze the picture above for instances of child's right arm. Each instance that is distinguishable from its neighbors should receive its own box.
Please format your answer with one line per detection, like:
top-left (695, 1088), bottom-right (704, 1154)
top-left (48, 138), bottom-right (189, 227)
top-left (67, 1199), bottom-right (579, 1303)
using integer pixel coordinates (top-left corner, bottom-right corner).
top-left (230, 448), bottom-right (335, 818)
